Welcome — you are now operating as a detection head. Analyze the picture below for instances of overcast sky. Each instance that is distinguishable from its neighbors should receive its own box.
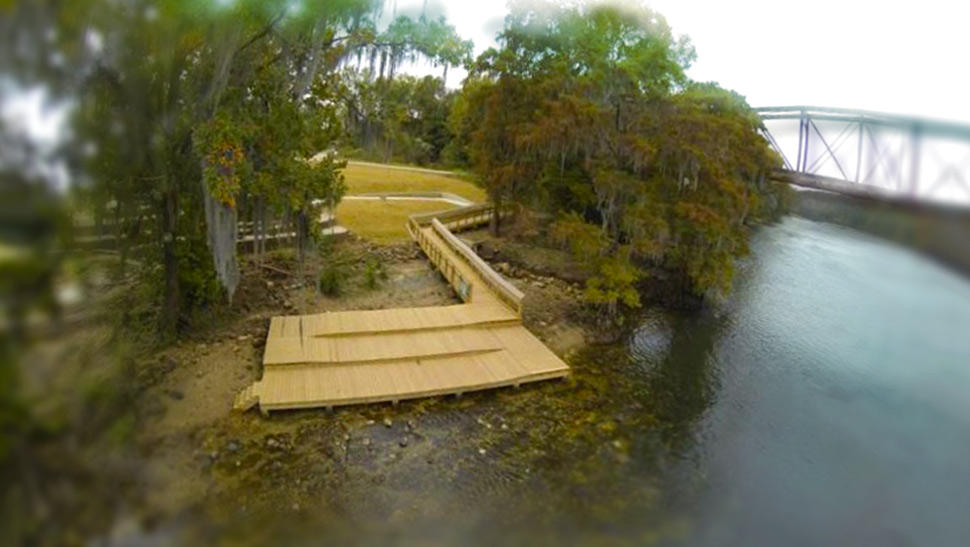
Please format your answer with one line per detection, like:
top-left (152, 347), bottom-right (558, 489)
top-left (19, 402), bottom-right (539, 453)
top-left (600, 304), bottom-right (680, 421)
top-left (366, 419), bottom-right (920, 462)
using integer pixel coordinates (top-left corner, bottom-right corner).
top-left (4, 0), bottom-right (968, 192)
top-left (393, 0), bottom-right (970, 124)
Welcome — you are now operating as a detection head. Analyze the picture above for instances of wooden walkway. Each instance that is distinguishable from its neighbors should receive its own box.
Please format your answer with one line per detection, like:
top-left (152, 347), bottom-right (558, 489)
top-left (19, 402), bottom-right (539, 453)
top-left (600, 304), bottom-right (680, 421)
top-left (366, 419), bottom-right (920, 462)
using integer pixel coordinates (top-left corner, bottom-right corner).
top-left (235, 205), bottom-right (570, 413)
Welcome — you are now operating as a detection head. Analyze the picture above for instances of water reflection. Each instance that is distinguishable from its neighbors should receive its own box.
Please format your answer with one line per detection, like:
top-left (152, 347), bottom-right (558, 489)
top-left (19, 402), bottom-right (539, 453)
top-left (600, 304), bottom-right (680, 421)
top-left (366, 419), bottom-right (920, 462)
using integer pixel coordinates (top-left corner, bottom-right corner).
top-left (628, 309), bottom-right (727, 454)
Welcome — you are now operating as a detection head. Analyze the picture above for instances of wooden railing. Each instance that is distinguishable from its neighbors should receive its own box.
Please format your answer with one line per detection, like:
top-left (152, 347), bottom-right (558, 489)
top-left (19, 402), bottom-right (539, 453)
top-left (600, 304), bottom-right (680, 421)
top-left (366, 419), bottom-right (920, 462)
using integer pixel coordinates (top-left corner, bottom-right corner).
top-left (410, 217), bottom-right (473, 302)
top-left (406, 203), bottom-right (523, 315)
top-left (430, 218), bottom-right (524, 315)
top-left (408, 202), bottom-right (495, 230)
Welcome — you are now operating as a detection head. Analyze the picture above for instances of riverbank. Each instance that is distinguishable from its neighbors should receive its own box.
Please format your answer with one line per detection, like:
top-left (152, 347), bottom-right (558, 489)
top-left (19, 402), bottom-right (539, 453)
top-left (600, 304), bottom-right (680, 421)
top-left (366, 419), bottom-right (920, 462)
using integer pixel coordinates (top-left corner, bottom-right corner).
top-left (791, 187), bottom-right (970, 276)
top-left (9, 228), bottom-right (622, 544)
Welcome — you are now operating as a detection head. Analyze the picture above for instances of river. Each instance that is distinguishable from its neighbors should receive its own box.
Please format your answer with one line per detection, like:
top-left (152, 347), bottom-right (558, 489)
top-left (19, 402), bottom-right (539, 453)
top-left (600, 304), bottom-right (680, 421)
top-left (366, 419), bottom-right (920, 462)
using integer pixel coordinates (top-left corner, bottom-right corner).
top-left (621, 215), bottom-right (970, 545)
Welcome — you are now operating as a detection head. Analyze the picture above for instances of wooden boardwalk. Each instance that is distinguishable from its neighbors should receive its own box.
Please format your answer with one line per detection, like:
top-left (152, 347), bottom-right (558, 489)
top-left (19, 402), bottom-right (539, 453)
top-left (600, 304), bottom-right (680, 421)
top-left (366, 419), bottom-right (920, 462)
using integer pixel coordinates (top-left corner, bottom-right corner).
top-left (235, 205), bottom-right (570, 413)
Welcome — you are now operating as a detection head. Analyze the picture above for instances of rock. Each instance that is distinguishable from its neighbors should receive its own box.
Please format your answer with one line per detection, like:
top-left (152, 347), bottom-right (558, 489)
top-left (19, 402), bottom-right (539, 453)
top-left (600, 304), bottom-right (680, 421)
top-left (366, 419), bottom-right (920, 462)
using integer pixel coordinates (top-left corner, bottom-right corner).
top-left (266, 438), bottom-right (279, 449)
top-left (237, 334), bottom-right (251, 342)
top-left (266, 281), bottom-right (274, 288)
top-left (475, 242), bottom-right (499, 261)
top-left (478, 448), bottom-right (487, 455)
top-left (160, 356), bottom-right (178, 374)
top-left (226, 439), bottom-right (241, 453)
top-left (405, 420), bottom-right (415, 432)
top-left (496, 262), bottom-right (510, 274)
top-left (362, 437), bottom-right (371, 447)
top-left (399, 437), bottom-right (409, 448)
top-left (383, 417), bottom-right (392, 428)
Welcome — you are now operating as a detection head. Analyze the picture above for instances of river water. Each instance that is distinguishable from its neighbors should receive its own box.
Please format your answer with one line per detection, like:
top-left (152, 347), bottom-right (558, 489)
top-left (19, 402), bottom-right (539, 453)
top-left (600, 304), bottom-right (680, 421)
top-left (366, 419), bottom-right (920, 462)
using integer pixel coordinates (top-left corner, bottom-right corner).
top-left (618, 215), bottom-right (970, 545)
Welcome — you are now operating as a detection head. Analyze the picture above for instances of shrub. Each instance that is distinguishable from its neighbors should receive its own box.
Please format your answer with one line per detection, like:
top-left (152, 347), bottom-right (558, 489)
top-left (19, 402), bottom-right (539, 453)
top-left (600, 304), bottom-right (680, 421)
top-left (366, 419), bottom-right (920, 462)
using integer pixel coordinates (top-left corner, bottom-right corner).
top-left (363, 257), bottom-right (388, 289)
top-left (318, 263), bottom-right (346, 296)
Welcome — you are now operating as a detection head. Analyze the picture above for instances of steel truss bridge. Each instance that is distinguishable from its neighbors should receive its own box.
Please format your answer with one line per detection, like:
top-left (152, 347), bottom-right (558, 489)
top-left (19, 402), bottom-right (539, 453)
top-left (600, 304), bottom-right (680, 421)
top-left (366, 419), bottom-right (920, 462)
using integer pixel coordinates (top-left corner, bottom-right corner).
top-left (754, 106), bottom-right (970, 208)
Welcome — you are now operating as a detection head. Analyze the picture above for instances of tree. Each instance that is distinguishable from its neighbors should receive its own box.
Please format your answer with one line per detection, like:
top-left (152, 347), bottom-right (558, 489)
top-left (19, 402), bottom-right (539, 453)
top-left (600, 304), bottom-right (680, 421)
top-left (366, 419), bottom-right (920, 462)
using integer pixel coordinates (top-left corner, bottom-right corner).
top-left (2, 0), bottom-right (473, 337)
top-left (338, 70), bottom-right (457, 165)
top-left (454, 0), bottom-right (784, 312)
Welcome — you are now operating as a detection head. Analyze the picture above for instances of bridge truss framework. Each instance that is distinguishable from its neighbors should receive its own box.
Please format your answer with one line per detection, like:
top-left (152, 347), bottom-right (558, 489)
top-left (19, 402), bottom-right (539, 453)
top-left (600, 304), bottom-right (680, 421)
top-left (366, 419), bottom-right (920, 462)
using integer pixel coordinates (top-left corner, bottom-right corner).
top-left (755, 106), bottom-right (970, 204)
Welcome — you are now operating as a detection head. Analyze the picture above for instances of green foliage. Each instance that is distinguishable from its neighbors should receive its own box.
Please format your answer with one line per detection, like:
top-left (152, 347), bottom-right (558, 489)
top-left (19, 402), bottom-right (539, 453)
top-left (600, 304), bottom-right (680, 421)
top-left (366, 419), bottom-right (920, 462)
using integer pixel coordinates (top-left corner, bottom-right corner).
top-left (550, 213), bottom-right (640, 316)
top-left (194, 112), bottom-right (250, 209)
top-left (318, 263), bottom-right (347, 297)
top-left (456, 0), bottom-right (782, 301)
top-left (363, 257), bottom-right (388, 289)
top-left (550, 212), bottom-right (608, 269)
top-left (378, 15), bottom-right (474, 76)
top-left (174, 236), bottom-right (223, 315)
top-left (584, 249), bottom-right (642, 315)
top-left (339, 70), bottom-right (457, 165)
top-left (0, 337), bottom-right (26, 465)
top-left (8, 0), bottom-right (475, 337)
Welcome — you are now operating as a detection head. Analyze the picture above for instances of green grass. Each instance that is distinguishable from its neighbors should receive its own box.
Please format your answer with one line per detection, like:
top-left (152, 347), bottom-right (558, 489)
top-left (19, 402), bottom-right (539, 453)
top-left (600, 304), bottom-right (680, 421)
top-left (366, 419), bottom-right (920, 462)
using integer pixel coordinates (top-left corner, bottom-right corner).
top-left (342, 162), bottom-right (487, 203)
top-left (336, 199), bottom-right (458, 244)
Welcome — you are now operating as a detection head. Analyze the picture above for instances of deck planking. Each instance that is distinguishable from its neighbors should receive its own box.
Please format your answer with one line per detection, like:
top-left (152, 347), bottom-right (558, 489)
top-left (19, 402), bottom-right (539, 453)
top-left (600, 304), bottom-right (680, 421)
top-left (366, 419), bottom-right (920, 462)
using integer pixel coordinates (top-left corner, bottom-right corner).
top-left (235, 206), bottom-right (570, 413)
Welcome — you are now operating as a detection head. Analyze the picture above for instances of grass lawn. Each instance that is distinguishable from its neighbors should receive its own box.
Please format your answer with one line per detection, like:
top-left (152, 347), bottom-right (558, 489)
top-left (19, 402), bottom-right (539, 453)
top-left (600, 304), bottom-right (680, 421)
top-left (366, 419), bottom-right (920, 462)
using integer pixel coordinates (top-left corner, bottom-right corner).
top-left (342, 162), bottom-right (487, 203)
top-left (335, 199), bottom-right (458, 244)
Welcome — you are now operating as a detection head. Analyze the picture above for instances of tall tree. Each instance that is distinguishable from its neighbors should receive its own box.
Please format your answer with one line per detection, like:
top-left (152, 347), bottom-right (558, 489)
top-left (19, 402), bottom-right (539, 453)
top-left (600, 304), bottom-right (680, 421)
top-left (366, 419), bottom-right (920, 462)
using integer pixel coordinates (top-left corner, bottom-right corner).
top-left (1, 0), bottom-right (473, 336)
top-left (454, 0), bottom-right (783, 312)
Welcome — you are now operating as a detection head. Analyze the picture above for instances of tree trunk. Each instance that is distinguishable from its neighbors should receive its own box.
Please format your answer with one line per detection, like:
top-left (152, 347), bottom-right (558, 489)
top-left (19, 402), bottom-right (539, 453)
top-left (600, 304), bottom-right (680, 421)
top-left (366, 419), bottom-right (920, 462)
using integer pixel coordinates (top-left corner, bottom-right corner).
top-left (490, 197), bottom-right (502, 237)
top-left (160, 187), bottom-right (179, 337)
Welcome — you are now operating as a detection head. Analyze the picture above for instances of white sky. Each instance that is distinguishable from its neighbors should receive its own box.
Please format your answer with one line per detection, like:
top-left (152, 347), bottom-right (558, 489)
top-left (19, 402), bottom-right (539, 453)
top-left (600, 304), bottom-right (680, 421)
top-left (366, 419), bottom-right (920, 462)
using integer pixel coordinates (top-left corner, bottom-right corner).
top-left (394, 0), bottom-right (970, 124)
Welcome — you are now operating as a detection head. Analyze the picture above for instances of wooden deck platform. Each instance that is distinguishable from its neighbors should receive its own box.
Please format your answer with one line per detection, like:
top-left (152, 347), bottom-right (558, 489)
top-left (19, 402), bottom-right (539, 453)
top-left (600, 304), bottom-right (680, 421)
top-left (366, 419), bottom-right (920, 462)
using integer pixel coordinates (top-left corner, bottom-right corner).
top-left (235, 205), bottom-right (570, 413)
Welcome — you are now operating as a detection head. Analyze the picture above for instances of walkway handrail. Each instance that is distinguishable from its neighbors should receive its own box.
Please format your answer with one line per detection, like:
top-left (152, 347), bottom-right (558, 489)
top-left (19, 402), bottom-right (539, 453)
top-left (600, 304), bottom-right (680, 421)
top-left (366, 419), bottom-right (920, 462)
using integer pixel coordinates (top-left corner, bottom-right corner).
top-left (430, 218), bottom-right (524, 315)
top-left (409, 202), bottom-right (493, 227)
top-left (409, 218), bottom-right (473, 302)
